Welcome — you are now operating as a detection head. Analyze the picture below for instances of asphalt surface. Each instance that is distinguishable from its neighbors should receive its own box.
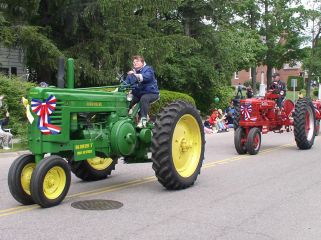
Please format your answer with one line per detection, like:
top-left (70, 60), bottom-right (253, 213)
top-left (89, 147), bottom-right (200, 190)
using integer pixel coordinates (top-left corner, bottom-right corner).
top-left (0, 131), bottom-right (321, 240)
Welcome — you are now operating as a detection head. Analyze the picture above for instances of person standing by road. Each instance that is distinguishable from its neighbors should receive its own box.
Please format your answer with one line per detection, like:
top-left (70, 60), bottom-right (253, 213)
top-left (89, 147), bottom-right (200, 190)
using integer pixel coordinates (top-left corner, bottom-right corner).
top-left (0, 95), bottom-right (12, 150)
top-left (236, 83), bottom-right (243, 98)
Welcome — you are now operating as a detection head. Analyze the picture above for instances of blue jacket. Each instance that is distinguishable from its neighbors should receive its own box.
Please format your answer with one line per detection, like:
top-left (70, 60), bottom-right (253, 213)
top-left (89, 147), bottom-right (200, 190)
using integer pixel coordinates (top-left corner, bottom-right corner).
top-left (124, 65), bottom-right (159, 98)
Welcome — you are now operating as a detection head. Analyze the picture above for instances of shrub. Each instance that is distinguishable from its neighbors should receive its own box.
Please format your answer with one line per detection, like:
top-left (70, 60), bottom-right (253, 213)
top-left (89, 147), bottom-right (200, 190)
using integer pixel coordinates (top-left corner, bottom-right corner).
top-left (287, 76), bottom-right (304, 91)
top-left (209, 86), bottom-right (234, 114)
top-left (313, 88), bottom-right (319, 97)
top-left (0, 75), bottom-right (37, 143)
top-left (150, 90), bottom-right (195, 117)
top-left (243, 80), bottom-right (260, 90)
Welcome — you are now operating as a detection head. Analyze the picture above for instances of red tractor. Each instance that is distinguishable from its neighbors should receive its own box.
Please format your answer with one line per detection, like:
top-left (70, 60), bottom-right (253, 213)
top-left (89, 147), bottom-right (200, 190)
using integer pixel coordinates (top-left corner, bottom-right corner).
top-left (313, 99), bottom-right (321, 135)
top-left (234, 90), bottom-right (316, 155)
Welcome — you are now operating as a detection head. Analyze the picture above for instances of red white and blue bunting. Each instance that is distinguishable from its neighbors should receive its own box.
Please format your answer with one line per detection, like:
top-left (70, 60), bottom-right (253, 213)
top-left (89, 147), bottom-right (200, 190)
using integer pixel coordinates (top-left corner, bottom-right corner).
top-left (31, 95), bottom-right (61, 134)
top-left (241, 103), bottom-right (252, 121)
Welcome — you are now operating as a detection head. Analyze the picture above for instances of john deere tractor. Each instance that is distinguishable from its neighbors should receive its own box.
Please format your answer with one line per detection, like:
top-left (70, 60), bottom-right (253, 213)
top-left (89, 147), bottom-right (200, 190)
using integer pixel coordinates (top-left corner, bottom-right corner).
top-left (8, 59), bottom-right (205, 208)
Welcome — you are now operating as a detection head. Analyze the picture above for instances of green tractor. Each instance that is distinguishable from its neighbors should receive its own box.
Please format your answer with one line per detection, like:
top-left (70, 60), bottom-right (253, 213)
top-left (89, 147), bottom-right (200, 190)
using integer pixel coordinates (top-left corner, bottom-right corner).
top-left (8, 59), bottom-right (205, 208)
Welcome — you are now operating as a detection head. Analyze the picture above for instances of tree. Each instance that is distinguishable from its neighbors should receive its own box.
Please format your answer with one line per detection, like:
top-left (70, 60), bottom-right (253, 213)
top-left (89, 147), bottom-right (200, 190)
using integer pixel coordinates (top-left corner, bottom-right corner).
top-left (234, 0), bottom-right (308, 88)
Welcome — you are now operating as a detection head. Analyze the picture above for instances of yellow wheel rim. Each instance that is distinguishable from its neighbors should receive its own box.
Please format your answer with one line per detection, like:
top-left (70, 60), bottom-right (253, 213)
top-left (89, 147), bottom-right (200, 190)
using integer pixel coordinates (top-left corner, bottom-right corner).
top-left (20, 163), bottom-right (36, 195)
top-left (87, 157), bottom-right (113, 170)
top-left (172, 114), bottom-right (202, 178)
top-left (43, 166), bottom-right (66, 200)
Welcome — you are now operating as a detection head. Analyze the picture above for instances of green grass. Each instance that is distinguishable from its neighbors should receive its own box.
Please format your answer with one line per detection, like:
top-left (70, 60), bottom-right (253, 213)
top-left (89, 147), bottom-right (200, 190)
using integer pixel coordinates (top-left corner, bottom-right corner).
top-left (0, 142), bottom-right (28, 153)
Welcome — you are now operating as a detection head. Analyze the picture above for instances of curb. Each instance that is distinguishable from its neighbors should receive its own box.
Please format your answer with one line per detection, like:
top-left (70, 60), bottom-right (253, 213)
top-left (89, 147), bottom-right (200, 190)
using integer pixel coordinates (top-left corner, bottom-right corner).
top-left (0, 150), bottom-right (31, 159)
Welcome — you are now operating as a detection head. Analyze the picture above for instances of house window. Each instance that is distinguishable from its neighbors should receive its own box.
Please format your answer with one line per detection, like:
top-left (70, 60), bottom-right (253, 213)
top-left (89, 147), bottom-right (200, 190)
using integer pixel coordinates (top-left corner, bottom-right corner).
top-left (11, 67), bottom-right (17, 75)
top-left (234, 72), bottom-right (239, 79)
top-left (0, 67), bottom-right (9, 75)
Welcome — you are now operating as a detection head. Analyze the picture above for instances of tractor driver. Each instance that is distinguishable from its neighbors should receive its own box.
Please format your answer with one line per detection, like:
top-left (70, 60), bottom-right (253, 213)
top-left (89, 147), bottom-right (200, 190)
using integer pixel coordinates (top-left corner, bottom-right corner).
top-left (124, 55), bottom-right (159, 128)
top-left (269, 72), bottom-right (286, 108)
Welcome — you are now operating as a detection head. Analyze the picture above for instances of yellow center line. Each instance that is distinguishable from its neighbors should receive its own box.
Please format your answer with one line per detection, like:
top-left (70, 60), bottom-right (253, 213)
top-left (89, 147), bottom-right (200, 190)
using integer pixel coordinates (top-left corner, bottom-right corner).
top-left (0, 140), bottom-right (315, 218)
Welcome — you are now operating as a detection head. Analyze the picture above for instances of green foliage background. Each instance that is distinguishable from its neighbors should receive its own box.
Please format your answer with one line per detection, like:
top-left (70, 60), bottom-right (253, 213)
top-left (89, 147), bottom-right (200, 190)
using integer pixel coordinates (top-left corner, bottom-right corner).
top-left (0, 75), bottom-right (37, 142)
top-left (149, 90), bottom-right (195, 118)
top-left (287, 76), bottom-right (304, 91)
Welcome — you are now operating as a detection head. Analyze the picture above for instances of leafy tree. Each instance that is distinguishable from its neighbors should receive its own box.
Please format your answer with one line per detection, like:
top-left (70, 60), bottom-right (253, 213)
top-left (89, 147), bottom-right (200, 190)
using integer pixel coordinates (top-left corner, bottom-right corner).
top-left (234, 0), bottom-right (308, 87)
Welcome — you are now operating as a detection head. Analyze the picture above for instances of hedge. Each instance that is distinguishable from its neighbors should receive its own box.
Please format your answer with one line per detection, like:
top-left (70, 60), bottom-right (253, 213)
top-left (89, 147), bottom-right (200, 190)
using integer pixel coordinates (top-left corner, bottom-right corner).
top-left (149, 90), bottom-right (195, 117)
top-left (287, 76), bottom-right (304, 91)
top-left (0, 75), bottom-right (37, 143)
top-left (313, 88), bottom-right (319, 97)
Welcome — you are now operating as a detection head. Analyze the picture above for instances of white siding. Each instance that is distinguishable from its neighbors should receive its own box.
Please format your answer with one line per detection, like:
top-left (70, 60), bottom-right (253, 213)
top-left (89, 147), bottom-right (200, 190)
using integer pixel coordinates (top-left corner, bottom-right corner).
top-left (0, 46), bottom-right (26, 76)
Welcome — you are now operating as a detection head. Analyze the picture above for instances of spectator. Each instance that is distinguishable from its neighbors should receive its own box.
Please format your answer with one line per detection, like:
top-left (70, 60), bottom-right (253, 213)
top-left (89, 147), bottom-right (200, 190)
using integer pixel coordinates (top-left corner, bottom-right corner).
top-left (216, 109), bottom-right (228, 132)
top-left (204, 116), bottom-right (213, 134)
top-left (236, 83), bottom-right (243, 98)
top-left (225, 112), bottom-right (234, 129)
top-left (0, 96), bottom-right (12, 150)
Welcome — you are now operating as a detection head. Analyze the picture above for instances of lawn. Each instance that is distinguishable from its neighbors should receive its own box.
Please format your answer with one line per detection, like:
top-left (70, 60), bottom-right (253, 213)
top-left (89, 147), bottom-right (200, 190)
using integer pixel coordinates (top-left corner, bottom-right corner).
top-left (0, 142), bottom-right (28, 153)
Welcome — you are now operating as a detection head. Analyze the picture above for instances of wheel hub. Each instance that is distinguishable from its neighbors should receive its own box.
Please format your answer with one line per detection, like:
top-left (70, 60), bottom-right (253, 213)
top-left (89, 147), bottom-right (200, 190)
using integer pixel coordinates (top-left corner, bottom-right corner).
top-left (43, 166), bottom-right (66, 199)
top-left (179, 138), bottom-right (192, 152)
top-left (172, 114), bottom-right (201, 178)
top-left (21, 163), bottom-right (36, 195)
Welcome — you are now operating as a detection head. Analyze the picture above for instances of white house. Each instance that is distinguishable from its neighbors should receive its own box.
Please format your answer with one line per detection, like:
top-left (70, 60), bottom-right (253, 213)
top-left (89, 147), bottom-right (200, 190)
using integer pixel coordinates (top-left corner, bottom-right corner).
top-left (0, 45), bottom-right (26, 76)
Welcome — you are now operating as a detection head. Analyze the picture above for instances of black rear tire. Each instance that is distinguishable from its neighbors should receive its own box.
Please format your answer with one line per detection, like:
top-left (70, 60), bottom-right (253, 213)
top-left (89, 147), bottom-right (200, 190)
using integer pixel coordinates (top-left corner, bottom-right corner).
top-left (70, 153), bottom-right (117, 181)
top-left (246, 127), bottom-right (261, 155)
top-left (234, 127), bottom-right (247, 154)
top-left (294, 98), bottom-right (316, 150)
top-left (8, 154), bottom-right (36, 205)
top-left (151, 101), bottom-right (205, 190)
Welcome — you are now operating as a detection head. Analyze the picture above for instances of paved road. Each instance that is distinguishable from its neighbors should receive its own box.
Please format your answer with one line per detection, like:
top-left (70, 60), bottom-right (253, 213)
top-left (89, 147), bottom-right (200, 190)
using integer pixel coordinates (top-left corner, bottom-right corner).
top-left (0, 131), bottom-right (320, 240)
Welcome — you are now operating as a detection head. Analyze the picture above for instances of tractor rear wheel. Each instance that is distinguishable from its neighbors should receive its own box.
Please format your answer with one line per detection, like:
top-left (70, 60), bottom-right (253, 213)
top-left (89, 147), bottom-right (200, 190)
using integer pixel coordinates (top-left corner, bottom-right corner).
top-left (294, 98), bottom-right (316, 149)
top-left (234, 127), bottom-right (247, 154)
top-left (246, 127), bottom-right (261, 155)
top-left (70, 153), bottom-right (117, 181)
top-left (30, 156), bottom-right (71, 208)
top-left (8, 154), bottom-right (36, 205)
top-left (151, 101), bottom-right (205, 189)
top-left (315, 120), bottom-right (320, 136)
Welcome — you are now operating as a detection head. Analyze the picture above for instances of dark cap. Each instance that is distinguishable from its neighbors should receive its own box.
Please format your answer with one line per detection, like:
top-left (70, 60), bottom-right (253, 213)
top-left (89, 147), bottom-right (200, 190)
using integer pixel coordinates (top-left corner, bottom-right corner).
top-left (272, 72), bottom-right (280, 77)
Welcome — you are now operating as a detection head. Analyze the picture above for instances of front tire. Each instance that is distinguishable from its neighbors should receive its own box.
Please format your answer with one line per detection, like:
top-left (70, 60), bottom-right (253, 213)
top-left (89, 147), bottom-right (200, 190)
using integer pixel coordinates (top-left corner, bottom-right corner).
top-left (294, 98), bottom-right (316, 149)
top-left (30, 156), bottom-right (71, 208)
top-left (234, 127), bottom-right (247, 154)
top-left (8, 154), bottom-right (36, 205)
top-left (246, 127), bottom-right (261, 155)
top-left (151, 101), bottom-right (205, 189)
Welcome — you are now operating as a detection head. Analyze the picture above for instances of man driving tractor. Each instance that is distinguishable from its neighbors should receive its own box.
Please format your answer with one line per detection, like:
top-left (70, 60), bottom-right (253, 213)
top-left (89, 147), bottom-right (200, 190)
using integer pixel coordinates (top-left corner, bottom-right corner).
top-left (269, 72), bottom-right (286, 108)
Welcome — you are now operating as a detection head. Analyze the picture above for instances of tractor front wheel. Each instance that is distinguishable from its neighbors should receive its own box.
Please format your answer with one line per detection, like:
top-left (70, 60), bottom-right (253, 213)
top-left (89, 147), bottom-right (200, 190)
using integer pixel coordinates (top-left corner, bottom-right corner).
top-left (151, 101), bottom-right (205, 189)
top-left (294, 98), bottom-right (316, 149)
top-left (30, 156), bottom-right (71, 208)
top-left (70, 153), bottom-right (117, 181)
top-left (8, 154), bottom-right (36, 205)
top-left (234, 127), bottom-right (247, 154)
top-left (246, 127), bottom-right (261, 155)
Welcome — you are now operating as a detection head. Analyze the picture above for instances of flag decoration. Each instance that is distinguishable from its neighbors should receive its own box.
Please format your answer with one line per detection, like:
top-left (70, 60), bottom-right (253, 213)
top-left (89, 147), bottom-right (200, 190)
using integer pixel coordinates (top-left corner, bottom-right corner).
top-left (31, 95), bottom-right (61, 134)
top-left (241, 103), bottom-right (252, 121)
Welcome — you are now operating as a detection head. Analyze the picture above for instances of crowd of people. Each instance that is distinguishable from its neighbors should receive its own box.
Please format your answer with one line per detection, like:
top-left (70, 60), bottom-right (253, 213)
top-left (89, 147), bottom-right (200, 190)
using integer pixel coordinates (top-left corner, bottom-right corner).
top-left (204, 102), bottom-right (235, 134)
